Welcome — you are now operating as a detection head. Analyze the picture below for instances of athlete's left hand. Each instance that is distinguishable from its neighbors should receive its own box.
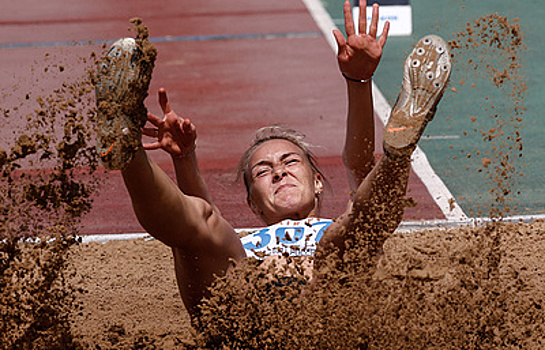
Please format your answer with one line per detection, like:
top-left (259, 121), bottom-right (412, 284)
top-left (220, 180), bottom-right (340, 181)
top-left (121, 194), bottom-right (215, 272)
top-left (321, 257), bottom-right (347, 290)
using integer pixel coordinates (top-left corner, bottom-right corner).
top-left (142, 88), bottom-right (197, 158)
top-left (333, 0), bottom-right (390, 81)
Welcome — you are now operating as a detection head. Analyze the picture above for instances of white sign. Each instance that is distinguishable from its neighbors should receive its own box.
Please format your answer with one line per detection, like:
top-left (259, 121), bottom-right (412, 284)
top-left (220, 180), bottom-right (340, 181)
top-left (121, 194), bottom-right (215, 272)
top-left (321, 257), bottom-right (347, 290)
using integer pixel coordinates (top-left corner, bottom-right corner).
top-left (352, 4), bottom-right (412, 36)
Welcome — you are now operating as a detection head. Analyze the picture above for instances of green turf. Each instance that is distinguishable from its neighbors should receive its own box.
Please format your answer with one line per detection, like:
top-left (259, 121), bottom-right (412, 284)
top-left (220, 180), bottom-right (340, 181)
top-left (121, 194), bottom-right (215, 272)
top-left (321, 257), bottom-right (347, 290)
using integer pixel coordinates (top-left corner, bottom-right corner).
top-left (323, 0), bottom-right (545, 217)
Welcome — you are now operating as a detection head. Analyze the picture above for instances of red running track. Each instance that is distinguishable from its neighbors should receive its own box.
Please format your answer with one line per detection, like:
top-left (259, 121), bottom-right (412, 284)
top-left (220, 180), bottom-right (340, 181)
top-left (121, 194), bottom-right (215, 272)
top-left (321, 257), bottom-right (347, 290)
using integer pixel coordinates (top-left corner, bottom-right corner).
top-left (0, 0), bottom-right (445, 234)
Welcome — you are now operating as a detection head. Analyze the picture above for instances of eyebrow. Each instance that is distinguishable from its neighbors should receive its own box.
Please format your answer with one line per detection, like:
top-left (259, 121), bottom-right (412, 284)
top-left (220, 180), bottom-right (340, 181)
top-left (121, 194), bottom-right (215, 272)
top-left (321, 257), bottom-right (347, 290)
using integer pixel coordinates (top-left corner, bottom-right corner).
top-left (250, 152), bottom-right (301, 171)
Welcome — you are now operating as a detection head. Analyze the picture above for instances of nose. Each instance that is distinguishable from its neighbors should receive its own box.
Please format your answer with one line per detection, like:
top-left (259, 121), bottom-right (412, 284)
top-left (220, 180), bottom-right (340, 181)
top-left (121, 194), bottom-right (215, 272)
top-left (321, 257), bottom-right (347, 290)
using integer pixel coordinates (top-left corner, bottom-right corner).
top-left (272, 166), bottom-right (287, 182)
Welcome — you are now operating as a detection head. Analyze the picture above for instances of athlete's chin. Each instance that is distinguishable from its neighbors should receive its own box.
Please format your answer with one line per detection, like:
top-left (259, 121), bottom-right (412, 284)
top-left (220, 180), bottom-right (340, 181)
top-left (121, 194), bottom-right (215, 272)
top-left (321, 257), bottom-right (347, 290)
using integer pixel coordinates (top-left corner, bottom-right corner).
top-left (272, 196), bottom-right (314, 217)
top-left (274, 194), bottom-right (303, 209)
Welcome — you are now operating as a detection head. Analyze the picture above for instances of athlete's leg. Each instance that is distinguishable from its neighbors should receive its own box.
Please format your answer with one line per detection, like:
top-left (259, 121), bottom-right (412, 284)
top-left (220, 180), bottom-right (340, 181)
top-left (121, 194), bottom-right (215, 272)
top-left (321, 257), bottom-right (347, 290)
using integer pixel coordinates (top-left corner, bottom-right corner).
top-left (318, 153), bottom-right (410, 262)
top-left (122, 149), bottom-right (245, 318)
top-left (318, 34), bottom-right (452, 261)
top-left (96, 38), bottom-right (245, 320)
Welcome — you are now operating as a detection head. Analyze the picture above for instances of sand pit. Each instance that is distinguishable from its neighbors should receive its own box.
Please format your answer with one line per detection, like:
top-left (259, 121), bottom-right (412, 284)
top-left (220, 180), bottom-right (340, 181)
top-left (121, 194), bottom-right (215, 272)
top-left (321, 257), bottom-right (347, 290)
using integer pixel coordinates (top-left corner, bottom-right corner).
top-left (64, 221), bottom-right (545, 349)
top-left (67, 239), bottom-right (193, 349)
top-left (4, 220), bottom-right (545, 348)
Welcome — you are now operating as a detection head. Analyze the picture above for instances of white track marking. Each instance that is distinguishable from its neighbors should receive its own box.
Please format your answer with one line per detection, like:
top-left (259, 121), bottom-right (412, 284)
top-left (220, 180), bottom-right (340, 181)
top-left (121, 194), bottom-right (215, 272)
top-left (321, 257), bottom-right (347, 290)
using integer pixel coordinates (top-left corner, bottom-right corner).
top-left (302, 0), bottom-right (468, 221)
top-left (79, 212), bottom-right (545, 242)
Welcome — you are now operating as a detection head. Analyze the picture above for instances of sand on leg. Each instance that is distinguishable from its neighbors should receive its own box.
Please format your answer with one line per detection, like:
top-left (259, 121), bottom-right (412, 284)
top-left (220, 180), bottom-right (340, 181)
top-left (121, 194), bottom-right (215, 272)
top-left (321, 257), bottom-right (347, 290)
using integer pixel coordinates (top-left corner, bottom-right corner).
top-left (318, 34), bottom-right (452, 261)
top-left (96, 38), bottom-right (245, 319)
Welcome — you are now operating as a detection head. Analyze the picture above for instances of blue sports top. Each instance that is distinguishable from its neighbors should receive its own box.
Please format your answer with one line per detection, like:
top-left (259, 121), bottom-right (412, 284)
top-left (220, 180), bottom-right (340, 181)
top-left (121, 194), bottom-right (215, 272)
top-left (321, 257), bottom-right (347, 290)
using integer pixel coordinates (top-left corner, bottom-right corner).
top-left (238, 218), bottom-right (334, 259)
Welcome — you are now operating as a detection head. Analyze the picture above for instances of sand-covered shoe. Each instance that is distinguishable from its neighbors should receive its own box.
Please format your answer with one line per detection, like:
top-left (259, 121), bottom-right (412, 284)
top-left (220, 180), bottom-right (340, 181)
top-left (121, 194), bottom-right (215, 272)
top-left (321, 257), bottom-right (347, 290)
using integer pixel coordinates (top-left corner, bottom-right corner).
top-left (95, 37), bottom-right (155, 170)
top-left (383, 34), bottom-right (451, 159)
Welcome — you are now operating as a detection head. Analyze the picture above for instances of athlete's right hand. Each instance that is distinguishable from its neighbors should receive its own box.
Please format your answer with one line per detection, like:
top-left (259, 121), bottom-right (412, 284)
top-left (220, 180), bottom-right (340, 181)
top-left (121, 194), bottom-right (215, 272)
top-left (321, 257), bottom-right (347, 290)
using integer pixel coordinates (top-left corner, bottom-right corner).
top-left (142, 88), bottom-right (197, 158)
top-left (333, 0), bottom-right (389, 81)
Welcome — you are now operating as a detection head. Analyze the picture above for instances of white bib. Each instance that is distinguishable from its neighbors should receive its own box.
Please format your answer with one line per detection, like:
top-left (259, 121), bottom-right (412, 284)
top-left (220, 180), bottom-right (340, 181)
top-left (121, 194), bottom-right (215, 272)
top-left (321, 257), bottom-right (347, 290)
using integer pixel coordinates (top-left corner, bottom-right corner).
top-left (238, 218), bottom-right (333, 259)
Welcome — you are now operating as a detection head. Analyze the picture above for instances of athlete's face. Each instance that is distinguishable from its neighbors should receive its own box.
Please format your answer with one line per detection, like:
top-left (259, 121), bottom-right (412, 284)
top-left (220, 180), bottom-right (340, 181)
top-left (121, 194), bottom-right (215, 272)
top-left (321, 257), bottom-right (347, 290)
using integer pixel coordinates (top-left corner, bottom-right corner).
top-left (247, 139), bottom-right (323, 225)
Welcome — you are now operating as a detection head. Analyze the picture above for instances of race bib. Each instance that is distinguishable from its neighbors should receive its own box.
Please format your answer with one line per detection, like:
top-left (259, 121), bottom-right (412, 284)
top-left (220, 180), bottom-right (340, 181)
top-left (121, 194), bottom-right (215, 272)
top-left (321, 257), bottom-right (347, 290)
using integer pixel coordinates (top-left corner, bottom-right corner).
top-left (238, 218), bottom-right (333, 259)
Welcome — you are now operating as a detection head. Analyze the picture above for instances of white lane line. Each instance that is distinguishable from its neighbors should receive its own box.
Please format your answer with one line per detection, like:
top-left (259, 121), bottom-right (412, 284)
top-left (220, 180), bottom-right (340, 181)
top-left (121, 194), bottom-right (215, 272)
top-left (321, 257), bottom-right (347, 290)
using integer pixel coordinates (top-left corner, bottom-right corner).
top-left (421, 135), bottom-right (460, 140)
top-left (300, 0), bottom-right (339, 52)
top-left (80, 233), bottom-right (150, 243)
top-left (412, 147), bottom-right (468, 220)
top-left (301, 0), bottom-right (468, 221)
top-left (79, 213), bottom-right (545, 242)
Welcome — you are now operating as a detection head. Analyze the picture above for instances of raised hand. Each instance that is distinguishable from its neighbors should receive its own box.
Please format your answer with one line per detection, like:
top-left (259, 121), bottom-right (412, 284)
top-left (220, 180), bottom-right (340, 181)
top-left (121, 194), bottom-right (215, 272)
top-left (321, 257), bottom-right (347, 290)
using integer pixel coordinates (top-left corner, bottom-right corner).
top-left (333, 0), bottom-right (390, 81)
top-left (142, 88), bottom-right (197, 157)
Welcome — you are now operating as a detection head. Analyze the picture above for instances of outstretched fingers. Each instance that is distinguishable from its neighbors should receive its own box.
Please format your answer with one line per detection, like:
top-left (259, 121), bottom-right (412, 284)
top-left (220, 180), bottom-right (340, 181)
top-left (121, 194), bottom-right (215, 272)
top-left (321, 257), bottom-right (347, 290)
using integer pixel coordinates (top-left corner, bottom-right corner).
top-left (158, 88), bottom-right (172, 114)
top-left (333, 29), bottom-right (347, 53)
top-left (142, 126), bottom-right (158, 137)
top-left (358, 0), bottom-right (367, 36)
top-left (143, 87), bottom-right (177, 139)
top-left (343, 0), bottom-right (355, 37)
top-left (142, 113), bottom-right (161, 150)
top-left (146, 111), bottom-right (163, 127)
top-left (368, 3), bottom-right (379, 38)
top-left (142, 140), bottom-right (161, 150)
top-left (181, 118), bottom-right (195, 135)
top-left (378, 21), bottom-right (390, 48)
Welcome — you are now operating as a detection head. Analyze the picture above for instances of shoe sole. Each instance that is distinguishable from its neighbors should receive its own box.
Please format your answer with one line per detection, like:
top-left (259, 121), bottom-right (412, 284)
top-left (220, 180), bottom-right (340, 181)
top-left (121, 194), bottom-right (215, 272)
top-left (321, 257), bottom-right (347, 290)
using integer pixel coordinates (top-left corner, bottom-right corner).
top-left (95, 38), bottom-right (153, 170)
top-left (384, 35), bottom-right (452, 158)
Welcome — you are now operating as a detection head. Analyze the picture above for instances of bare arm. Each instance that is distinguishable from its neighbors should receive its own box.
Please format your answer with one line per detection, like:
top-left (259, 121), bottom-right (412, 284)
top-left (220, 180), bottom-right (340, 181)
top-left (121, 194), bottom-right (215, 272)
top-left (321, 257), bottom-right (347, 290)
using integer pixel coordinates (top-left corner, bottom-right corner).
top-left (333, 0), bottom-right (389, 191)
top-left (171, 151), bottom-right (213, 205)
top-left (314, 1), bottom-right (395, 264)
top-left (143, 88), bottom-right (215, 208)
top-left (122, 148), bottom-right (246, 318)
top-left (129, 89), bottom-right (245, 319)
top-left (343, 80), bottom-right (375, 190)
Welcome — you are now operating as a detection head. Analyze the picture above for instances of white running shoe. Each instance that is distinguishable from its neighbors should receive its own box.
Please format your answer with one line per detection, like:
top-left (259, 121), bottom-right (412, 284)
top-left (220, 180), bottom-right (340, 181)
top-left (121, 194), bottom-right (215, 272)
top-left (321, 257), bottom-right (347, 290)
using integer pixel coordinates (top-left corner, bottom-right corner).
top-left (383, 34), bottom-right (452, 159)
top-left (95, 37), bottom-right (155, 170)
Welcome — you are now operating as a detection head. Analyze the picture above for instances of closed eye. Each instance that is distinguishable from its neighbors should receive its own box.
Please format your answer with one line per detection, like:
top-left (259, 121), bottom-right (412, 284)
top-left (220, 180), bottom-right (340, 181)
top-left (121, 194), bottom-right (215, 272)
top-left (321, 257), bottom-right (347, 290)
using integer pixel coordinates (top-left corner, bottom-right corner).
top-left (253, 167), bottom-right (271, 178)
